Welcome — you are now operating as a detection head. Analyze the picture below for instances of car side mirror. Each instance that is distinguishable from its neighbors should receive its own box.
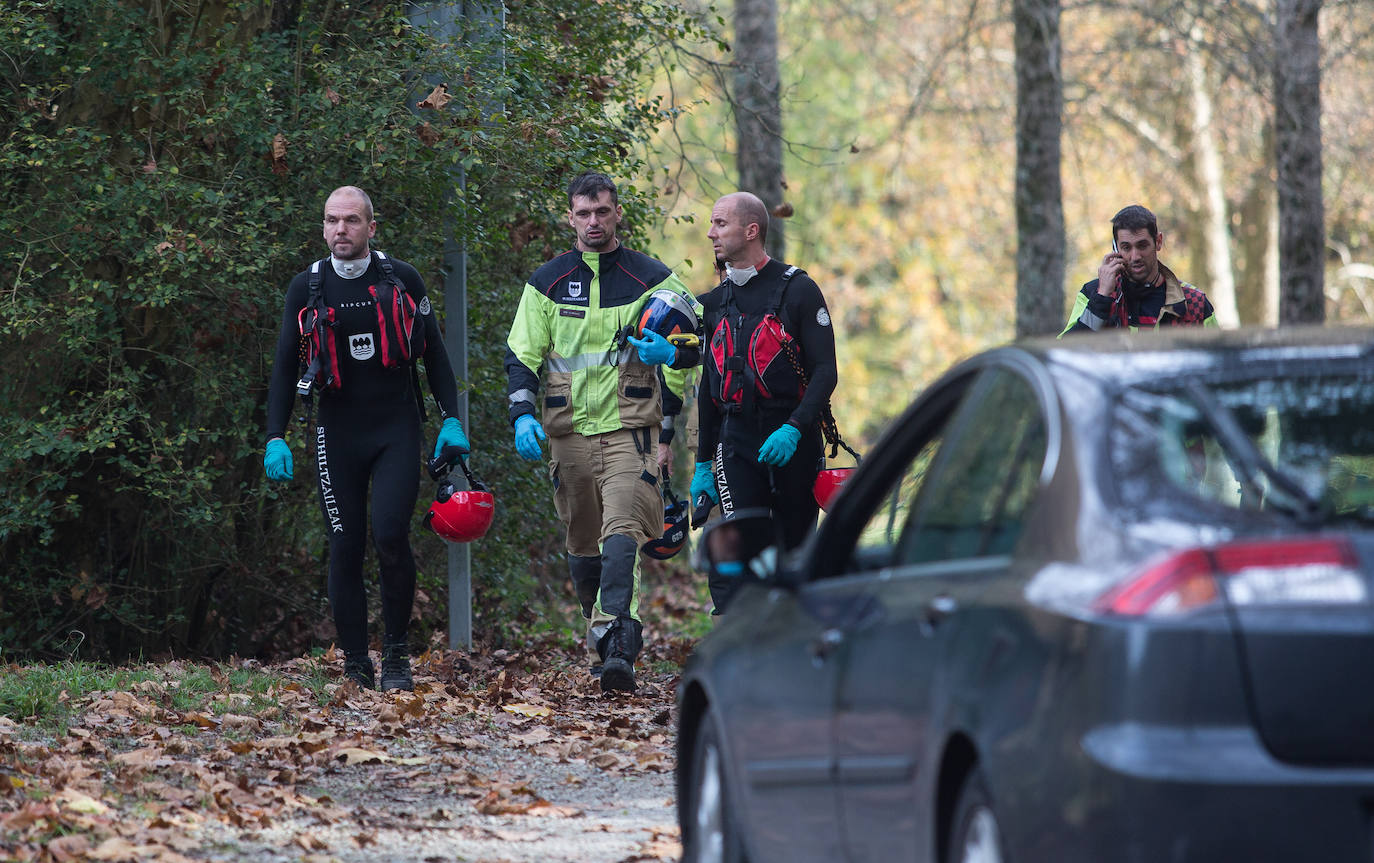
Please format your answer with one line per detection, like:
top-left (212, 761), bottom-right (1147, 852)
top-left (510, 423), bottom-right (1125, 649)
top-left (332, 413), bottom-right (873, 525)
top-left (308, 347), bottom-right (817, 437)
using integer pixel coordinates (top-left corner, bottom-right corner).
top-left (701, 508), bottom-right (781, 584)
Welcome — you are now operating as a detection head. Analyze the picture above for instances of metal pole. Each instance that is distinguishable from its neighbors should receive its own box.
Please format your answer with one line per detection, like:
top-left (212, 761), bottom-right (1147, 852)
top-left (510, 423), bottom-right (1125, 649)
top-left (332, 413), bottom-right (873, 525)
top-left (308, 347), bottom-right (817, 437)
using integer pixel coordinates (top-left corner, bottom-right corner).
top-left (443, 182), bottom-right (472, 651)
top-left (407, 1), bottom-right (504, 650)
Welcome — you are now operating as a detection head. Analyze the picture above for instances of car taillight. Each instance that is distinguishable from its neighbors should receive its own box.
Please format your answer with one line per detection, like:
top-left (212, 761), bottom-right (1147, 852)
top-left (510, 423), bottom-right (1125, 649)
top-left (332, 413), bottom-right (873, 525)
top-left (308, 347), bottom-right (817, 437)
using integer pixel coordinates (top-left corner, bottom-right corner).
top-left (1094, 537), bottom-right (1367, 617)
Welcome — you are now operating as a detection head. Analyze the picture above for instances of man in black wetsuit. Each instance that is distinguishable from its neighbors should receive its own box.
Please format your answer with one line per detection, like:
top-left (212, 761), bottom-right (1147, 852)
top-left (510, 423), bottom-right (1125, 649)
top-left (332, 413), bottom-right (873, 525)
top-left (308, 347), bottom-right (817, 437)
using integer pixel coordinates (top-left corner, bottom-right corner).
top-left (691, 191), bottom-right (837, 614)
top-left (264, 185), bottom-right (468, 691)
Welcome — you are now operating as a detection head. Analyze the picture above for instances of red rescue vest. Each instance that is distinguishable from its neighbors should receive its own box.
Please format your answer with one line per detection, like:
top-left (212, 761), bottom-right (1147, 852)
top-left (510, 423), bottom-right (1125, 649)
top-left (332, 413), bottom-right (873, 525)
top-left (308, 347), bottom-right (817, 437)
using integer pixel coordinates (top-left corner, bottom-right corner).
top-left (296, 250), bottom-right (425, 396)
top-left (708, 266), bottom-right (806, 411)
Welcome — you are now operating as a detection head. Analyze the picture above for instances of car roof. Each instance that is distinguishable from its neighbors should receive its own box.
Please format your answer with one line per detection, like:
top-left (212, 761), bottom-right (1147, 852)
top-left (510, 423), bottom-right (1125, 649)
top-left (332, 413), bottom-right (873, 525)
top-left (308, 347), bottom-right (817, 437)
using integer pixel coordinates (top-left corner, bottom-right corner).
top-left (1012, 324), bottom-right (1374, 388)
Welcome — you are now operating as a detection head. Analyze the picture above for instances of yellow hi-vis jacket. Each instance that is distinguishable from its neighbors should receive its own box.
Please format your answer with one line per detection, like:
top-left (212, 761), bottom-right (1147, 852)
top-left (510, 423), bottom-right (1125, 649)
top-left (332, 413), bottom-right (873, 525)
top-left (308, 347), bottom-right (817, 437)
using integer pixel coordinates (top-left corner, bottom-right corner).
top-left (504, 245), bottom-right (700, 437)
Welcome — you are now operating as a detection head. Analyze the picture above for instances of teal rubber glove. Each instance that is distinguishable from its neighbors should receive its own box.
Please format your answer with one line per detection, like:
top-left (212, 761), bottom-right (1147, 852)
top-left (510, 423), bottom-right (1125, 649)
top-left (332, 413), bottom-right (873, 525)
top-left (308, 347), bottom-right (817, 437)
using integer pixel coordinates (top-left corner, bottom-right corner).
top-left (514, 414), bottom-right (547, 461)
top-left (264, 439), bottom-right (293, 482)
top-left (691, 461), bottom-right (719, 505)
top-left (758, 423), bottom-right (801, 467)
top-left (714, 560), bottom-right (744, 578)
top-left (433, 417), bottom-right (470, 460)
top-left (626, 330), bottom-right (677, 366)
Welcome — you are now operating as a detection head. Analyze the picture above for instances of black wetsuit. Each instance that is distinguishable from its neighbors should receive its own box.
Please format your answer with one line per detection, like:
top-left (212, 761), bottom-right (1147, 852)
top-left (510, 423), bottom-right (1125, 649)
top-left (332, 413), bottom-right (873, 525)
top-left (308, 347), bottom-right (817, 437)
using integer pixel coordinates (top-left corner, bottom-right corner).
top-left (266, 253), bottom-right (459, 656)
top-left (697, 259), bottom-right (837, 608)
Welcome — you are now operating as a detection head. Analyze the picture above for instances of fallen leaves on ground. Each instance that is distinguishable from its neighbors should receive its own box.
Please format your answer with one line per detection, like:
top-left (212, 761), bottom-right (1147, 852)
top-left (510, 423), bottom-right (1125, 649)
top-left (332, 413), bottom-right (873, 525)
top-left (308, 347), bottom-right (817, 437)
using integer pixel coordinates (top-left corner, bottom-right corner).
top-left (0, 565), bottom-right (707, 861)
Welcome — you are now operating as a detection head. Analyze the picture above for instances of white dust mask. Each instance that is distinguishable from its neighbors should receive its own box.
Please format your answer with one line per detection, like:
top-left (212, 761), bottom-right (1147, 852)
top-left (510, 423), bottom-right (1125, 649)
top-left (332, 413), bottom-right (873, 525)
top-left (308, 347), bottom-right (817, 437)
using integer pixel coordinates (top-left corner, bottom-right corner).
top-left (726, 264), bottom-right (757, 286)
top-left (331, 254), bottom-right (371, 279)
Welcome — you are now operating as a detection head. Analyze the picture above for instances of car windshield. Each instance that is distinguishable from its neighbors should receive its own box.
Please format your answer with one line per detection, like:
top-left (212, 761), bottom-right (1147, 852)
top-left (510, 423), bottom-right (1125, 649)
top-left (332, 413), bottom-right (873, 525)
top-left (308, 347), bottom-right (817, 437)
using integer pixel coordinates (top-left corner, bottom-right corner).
top-left (1114, 372), bottom-right (1374, 525)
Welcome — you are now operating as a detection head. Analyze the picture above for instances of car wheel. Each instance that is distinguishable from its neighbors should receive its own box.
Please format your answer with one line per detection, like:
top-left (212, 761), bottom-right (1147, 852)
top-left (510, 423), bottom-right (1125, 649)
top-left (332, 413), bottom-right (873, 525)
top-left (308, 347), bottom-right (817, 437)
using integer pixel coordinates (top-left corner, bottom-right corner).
top-left (681, 711), bottom-right (748, 863)
top-left (947, 768), bottom-right (1006, 863)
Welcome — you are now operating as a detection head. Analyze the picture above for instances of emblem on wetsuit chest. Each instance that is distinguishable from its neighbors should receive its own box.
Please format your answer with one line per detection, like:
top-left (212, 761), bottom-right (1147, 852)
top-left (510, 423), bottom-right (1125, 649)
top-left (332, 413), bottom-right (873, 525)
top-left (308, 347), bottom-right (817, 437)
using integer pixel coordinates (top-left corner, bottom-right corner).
top-left (349, 333), bottom-right (376, 361)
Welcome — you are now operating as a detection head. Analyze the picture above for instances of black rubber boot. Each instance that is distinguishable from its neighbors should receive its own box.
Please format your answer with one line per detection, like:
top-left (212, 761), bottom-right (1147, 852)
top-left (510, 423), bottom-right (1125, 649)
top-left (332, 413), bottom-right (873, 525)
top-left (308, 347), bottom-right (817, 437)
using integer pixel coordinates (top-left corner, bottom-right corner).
top-left (569, 554), bottom-right (604, 677)
top-left (568, 554), bottom-right (602, 618)
top-left (343, 653), bottom-right (376, 690)
top-left (708, 567), bottom-right (744, 616)
top-left (596, 616), bottom-right (644, 693)
top-left (380, 641), bottom-right (413, 692)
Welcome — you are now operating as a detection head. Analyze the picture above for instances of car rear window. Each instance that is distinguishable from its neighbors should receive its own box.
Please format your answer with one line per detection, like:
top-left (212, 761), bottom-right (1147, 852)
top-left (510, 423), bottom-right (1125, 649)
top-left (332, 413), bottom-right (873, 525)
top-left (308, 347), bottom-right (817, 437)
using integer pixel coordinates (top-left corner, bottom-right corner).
top-left (1112, 373), bottom-right (1374, 524)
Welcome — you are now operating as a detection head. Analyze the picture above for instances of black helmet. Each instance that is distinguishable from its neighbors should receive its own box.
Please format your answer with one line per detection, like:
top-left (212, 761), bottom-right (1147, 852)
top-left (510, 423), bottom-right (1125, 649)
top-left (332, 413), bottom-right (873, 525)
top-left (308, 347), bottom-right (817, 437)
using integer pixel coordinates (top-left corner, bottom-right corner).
top-left (636, 288), bottom-right (698, 341)
top-left (642, 478), bottom-right (689, 560)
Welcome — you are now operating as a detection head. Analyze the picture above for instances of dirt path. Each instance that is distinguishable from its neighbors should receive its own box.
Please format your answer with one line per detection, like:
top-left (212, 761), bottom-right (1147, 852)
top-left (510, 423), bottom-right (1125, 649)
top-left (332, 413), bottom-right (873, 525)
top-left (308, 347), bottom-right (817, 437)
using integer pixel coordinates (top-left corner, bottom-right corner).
top-left (0, 639), bottom-right (690, 863)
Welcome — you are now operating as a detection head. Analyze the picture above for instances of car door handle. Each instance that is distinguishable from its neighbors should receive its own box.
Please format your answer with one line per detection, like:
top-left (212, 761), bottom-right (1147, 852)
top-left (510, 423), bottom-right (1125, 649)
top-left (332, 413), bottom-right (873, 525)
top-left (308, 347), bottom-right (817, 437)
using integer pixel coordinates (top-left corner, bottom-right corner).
top-left (809, 628), bottom-right (843, 665)
top-left (924, 594), bottom-right (957, 628)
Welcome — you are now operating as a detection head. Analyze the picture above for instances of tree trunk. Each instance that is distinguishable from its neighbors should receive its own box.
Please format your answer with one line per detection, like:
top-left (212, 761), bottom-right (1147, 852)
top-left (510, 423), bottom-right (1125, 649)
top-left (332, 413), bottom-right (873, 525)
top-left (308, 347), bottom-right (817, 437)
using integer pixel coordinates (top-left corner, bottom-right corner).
top-left (1274, 0), bottom-right (1325, 324)
top-left (1236, 122), bottom-right (1280, 325)
top-left (1184, 23), bottom-right (1238, 327)
top-left (1013, 0), bottom-right (1064, 337)
top-left (734, 0), bottom-right (786, 260)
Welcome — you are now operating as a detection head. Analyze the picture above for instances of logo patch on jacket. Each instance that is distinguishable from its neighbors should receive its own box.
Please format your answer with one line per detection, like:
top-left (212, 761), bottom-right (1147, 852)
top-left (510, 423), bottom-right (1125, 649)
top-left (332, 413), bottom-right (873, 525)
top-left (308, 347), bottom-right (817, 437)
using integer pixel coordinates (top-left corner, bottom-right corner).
top-left (350, 333), bottom-right (375, 361)
top-left (418, 296), bottom-right (431, 316)
top-left (555, 279), bottom-right (590, 305)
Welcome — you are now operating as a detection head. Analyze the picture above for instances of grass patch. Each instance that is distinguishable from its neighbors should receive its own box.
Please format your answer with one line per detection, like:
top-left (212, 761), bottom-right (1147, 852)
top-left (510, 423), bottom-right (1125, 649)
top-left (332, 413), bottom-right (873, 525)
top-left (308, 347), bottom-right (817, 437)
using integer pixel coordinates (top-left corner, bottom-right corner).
top-left (677, 579), bottom-right (717, 640)
top-left (167, 666), bottom-right (225, 712)
top-left (0, 660), bottom-right (300, 734)
top-left (0, 662), bottom-right (157, 732)
top-left (170, 665), bottom-right (302, 718)
top-left (278, 655), bottom-right (341, 708)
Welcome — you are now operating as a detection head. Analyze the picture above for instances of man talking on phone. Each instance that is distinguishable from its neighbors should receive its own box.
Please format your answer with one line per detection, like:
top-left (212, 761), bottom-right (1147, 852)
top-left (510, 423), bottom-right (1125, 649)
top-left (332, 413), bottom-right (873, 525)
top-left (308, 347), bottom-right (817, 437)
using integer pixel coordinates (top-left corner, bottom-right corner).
top-left (1060, 204), bottom-right (1217, 335)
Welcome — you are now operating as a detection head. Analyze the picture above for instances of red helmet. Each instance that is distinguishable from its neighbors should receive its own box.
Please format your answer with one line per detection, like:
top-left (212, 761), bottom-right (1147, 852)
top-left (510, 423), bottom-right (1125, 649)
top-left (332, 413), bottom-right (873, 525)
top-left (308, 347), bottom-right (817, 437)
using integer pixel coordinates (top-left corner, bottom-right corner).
top-left (813, 467), bottom-right (854, 512)
top-left (636, 288), bottom-right (698, 340)
top-left (424, 453), bottom-right (495, 543)
top-left (642, 480), bottom-right (689, 560)
top-left (426, 484), bottom-right (495, 542)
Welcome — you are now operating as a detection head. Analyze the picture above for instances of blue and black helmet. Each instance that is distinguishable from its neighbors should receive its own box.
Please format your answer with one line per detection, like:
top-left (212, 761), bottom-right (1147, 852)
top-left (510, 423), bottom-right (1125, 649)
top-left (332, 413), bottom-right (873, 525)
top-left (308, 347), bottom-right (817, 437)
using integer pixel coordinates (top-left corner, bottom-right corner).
top-left (636, 288), bottom-right (698, 340)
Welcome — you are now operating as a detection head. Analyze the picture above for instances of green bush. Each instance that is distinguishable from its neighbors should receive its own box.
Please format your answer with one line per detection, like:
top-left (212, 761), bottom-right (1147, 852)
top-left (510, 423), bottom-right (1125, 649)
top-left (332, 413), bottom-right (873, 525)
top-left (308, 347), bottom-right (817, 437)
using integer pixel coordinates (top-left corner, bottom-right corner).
top-left (0, 0), bottom-right (718, 660)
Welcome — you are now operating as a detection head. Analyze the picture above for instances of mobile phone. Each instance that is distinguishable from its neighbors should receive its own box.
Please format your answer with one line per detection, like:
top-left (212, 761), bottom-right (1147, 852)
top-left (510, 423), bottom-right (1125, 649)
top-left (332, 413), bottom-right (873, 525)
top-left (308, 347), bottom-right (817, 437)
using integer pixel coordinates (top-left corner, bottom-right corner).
top-left (1108, 237), bottom-right (1124, 298)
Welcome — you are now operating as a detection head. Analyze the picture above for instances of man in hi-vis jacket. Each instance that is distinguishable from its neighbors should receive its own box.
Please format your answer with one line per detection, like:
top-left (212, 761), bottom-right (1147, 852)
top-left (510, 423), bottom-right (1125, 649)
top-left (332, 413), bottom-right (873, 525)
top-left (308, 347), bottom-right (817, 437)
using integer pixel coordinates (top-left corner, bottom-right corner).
top-left (504, 172), bottom-right (699, 693)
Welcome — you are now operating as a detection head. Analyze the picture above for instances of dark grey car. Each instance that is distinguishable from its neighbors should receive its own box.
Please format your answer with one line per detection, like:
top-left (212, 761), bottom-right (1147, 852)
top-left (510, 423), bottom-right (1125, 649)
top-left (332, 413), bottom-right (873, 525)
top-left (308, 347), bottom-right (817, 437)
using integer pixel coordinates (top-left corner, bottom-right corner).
top-left (676, 325), bottom-right (1374, 863)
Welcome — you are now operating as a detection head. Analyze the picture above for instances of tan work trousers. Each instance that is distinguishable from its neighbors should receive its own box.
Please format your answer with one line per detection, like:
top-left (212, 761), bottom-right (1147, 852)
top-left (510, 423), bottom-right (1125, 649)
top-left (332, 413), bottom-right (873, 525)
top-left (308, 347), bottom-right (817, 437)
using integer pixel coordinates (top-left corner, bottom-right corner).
top-left (549, 428), bottom-right (661, 656)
